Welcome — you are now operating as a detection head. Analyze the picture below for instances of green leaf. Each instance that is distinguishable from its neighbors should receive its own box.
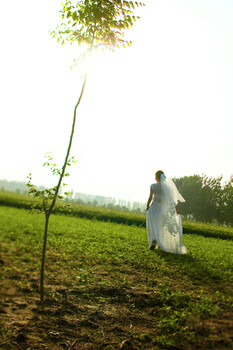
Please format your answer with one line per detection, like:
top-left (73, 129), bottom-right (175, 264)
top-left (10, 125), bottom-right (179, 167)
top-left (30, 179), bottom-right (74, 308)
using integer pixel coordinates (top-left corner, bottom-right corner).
top-left (50, 0), bottom-right (145, 51)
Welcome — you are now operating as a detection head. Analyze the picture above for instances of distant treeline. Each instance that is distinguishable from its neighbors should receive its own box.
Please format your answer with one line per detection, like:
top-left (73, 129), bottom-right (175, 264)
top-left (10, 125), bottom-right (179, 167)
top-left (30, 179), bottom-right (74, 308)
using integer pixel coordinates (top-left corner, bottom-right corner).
top-left (0, 180), bottom-right (46, 194)
top-left (174, 175), bottom-right (233, 226)
top-left (70, 193), bottom-right (144, 213)
top-left (0, 180), bottom-right (28, 193)
top-left (0, 180), bottom-right (145, 213)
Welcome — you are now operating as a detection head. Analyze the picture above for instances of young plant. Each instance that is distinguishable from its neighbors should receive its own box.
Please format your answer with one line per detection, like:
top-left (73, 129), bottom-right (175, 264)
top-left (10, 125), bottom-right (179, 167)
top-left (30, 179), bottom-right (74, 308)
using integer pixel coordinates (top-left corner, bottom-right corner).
top-left (27, 152), bottom-right (78, 301)
top-left (28, 0), bottom-right (145, 302)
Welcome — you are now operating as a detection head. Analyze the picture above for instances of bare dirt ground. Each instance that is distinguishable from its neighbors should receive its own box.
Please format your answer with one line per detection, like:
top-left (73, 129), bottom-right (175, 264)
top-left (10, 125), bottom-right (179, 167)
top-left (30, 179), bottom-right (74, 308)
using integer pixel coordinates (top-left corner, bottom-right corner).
top-left (1, 248), bottom-right (233, 350)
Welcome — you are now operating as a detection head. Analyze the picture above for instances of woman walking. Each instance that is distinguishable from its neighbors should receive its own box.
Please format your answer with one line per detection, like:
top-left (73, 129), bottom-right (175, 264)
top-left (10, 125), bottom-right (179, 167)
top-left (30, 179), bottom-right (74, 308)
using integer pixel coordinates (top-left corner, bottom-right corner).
top-left (146, 170), bottom-right (187, 254)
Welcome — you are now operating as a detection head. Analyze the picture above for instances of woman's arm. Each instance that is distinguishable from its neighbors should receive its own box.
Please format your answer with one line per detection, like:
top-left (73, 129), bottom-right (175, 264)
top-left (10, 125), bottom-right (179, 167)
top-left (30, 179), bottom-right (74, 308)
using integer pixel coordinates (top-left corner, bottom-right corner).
top-left (146, 187), bottom-right (154, 211)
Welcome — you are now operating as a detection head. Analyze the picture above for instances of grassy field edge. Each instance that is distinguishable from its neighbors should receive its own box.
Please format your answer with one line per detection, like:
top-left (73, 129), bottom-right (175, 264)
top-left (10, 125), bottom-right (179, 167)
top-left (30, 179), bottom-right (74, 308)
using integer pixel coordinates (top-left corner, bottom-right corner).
top-left (0, 191), bottom-right (233, 240)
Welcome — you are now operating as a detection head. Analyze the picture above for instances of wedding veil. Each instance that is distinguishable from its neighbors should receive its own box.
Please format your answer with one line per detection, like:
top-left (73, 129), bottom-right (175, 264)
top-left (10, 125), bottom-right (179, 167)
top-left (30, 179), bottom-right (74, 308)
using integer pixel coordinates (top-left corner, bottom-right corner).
top-left (160, 174), bottom-right (186, 239)
top-left (160, 174), bottom-right (185, 207)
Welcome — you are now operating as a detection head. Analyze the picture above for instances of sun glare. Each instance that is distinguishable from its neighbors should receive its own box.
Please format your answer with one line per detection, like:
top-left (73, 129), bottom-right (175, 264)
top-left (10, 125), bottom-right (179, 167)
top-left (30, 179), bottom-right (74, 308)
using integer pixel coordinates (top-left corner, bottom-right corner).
top-left (90, 49), bottom-right (122, 84)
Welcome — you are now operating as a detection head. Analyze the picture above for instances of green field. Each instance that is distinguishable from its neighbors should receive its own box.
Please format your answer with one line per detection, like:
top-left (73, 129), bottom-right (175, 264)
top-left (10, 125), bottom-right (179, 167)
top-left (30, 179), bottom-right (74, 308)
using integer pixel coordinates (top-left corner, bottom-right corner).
top-left (0, 196), bottom-right (233, 349)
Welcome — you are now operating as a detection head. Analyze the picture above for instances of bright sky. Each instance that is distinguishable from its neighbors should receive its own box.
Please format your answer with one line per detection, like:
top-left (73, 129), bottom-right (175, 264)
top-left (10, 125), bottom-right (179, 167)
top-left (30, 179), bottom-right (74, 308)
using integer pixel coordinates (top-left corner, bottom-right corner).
top-left (1, 0), bottom-right (233, 203)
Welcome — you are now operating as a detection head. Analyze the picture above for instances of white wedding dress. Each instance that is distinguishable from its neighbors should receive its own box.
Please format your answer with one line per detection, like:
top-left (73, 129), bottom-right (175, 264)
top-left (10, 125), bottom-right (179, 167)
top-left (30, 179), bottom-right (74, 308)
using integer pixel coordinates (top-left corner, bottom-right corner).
top-left (146, 174), bottom-right (187, 254)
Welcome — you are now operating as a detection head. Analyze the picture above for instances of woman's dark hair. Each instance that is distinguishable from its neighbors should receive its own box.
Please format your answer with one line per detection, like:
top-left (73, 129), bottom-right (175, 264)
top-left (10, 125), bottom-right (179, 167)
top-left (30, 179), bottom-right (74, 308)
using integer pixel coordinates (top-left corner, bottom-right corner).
top-left (155, 170), bottom-right (164, 180)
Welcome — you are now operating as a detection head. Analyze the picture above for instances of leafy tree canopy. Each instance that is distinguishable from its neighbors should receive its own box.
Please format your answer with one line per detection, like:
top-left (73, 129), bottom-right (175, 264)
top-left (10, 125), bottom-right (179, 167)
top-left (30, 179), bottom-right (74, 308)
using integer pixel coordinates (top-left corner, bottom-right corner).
top-left (174, 174), bottom-right (233, 225)
top-left (50, 0), bottom-right (145, 52)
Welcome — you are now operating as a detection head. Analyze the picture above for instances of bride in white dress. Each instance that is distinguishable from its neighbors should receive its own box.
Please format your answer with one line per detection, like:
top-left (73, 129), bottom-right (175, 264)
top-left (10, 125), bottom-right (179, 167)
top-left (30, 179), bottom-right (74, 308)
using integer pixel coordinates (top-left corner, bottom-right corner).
top-left (146, 170), bottom-right (187, 254)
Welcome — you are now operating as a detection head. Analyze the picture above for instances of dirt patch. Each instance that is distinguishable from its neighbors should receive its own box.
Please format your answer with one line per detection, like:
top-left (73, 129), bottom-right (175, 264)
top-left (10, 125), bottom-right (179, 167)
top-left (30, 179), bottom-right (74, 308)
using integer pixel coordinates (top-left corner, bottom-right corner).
top-left (1, 250), bottom-right (233, 350)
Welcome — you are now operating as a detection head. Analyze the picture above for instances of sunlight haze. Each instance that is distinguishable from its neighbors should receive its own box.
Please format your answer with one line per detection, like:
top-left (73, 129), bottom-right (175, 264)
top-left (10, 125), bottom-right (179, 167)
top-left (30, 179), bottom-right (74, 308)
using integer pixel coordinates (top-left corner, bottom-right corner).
top-left (1, 0), bottom-right (233, 203)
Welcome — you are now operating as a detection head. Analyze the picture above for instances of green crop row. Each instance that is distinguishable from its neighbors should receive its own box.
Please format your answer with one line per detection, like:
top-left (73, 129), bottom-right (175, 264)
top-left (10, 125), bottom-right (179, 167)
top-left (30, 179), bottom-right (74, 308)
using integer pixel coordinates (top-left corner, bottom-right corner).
top-left (0, 191), bottom-right (232, 240)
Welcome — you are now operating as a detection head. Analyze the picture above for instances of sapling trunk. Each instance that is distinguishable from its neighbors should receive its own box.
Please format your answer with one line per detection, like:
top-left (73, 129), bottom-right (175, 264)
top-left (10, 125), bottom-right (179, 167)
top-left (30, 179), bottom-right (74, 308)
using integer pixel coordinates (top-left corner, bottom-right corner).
top-left (39, 67), bottom-right (89, 302)
top-left (40, 213), bottom-right (50, 302)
